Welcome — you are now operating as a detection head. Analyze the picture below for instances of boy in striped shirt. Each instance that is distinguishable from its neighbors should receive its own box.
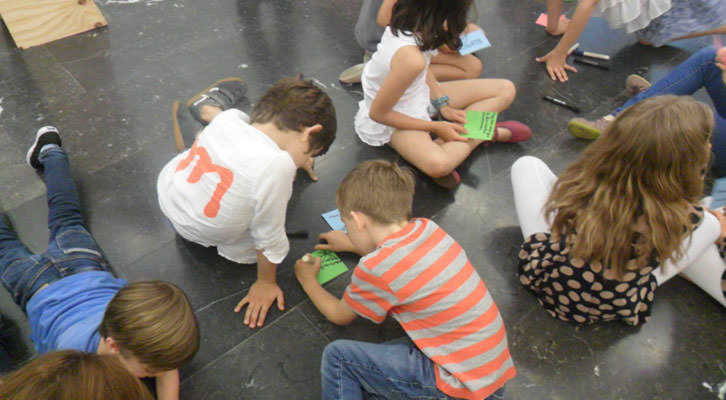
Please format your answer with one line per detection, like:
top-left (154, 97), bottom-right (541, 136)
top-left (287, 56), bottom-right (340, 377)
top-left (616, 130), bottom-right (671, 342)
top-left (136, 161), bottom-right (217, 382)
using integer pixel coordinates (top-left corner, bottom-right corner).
top-left (294, 160), bottom-right (515, 400)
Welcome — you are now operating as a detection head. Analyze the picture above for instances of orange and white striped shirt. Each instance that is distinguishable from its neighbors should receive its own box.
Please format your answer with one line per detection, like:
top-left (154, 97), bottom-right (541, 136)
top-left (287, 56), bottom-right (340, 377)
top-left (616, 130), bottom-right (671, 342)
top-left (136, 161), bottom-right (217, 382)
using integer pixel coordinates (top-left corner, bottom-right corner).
top-left (344, 218), bottom-right (515, 400)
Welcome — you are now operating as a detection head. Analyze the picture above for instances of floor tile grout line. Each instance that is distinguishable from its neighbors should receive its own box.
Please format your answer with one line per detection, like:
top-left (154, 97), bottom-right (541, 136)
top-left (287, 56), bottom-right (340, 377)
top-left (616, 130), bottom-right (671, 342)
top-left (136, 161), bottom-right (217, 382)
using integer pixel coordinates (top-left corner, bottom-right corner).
top-left (292, 299), bottom-right (334, 343)
top-left (180, 308), bottom-right (304, 385)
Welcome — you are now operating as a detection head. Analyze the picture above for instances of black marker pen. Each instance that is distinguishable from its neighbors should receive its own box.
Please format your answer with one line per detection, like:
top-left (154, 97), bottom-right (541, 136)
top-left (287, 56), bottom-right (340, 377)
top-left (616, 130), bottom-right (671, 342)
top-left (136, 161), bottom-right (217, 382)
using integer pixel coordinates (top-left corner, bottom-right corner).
top-left (543, 95), bottom-right (581, 113)
top-left (573, 56), bottom-right (610, 70)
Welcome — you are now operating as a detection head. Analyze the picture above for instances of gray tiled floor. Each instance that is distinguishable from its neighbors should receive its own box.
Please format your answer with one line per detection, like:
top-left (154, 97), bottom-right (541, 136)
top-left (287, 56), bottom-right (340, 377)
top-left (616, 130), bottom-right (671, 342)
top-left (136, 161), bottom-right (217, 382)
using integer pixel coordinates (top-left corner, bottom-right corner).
top-left (0, 0), bottom-right (724, 399)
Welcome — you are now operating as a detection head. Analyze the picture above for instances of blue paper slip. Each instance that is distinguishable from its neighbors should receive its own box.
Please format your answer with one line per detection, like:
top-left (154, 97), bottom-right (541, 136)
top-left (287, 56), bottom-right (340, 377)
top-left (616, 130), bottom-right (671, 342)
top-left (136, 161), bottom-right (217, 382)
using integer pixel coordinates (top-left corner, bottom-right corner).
top-left (322, 209), bottom-right (346, 232)
top-left (459, 30), bottom-right (491, 55)
top-left (711, 178), bottom-right (726, 209)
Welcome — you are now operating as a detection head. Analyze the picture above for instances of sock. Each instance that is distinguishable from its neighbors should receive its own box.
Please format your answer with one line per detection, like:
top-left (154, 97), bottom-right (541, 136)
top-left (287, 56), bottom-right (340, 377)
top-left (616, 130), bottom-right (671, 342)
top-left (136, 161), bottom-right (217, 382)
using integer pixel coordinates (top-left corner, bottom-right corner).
top-left (39, 143), bottom-right (60, 155)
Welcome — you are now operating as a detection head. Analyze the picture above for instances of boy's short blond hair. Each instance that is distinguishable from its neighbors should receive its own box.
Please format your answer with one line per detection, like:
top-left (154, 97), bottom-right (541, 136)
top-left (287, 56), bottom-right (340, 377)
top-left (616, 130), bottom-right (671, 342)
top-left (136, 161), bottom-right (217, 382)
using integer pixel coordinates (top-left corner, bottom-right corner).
top-left (98, 281), bottom-right (200, 371)
top-left (336, 160), bottom-right (415, 225)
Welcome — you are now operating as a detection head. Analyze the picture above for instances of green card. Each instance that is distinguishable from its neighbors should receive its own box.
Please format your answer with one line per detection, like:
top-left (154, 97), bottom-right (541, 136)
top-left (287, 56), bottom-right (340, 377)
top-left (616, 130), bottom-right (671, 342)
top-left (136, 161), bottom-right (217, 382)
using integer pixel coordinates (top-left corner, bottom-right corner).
top-left (312, 250), bottom-right (349, 285)
top-left (462, 111), bottom-right (498, 140)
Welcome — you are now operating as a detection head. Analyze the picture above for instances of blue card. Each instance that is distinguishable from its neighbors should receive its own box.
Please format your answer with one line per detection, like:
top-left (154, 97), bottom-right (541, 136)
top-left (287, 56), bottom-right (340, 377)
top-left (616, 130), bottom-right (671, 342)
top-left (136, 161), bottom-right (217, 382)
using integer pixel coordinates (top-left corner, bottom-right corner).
top-left (711, 178), bottom-right (726, 209)
top-left (322, 209), bottom-right (346, 232)
top-left (459, 30), bottom-right (491, 55)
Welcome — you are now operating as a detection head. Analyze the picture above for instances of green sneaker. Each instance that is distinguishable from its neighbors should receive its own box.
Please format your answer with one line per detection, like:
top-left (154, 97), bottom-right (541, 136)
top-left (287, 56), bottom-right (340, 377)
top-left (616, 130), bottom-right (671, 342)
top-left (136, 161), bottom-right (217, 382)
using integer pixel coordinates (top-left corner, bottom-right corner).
top-left (567, 116), bottom-right (612, 140)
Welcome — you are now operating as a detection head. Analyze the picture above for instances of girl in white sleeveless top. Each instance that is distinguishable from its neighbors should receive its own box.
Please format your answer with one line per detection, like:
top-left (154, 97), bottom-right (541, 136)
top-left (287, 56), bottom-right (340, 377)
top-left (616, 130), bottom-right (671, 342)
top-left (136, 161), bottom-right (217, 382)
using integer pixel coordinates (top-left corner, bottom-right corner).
top-left (354, 0), bottom-right (532, 189)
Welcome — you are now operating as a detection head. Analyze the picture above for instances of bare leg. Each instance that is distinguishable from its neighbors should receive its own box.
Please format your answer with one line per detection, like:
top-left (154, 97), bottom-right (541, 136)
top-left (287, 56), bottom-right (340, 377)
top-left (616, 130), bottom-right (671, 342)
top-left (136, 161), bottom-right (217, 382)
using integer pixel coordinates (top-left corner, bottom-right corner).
top-left (431, 24), bottom-right (484, 81)
top-left (669, 25), bottom-right (726, 43)
top-left (389, 130), bottom-right (481, 178)
top-left (440, 78), bottom-right (517, 140)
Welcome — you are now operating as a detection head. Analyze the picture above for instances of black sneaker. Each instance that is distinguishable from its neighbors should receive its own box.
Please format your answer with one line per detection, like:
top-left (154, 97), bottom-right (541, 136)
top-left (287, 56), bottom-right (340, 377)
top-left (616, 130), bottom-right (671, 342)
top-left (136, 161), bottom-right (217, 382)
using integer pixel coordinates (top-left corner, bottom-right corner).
top-left (185, 77), bottom-right (247, 124)
top-left (26, 126), bottom-right (62, 170)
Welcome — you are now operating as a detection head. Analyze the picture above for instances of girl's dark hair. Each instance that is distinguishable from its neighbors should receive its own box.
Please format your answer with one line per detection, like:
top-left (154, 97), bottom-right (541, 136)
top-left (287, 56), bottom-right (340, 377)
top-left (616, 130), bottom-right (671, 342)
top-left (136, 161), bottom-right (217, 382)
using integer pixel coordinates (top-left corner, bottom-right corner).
top-left (390, 0), bottom-right (472, 51)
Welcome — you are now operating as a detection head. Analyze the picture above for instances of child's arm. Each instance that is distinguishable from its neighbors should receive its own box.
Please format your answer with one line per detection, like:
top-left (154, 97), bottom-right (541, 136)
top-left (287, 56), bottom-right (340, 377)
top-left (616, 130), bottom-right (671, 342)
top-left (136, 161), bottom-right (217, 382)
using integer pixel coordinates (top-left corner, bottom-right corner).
top-left (315, 230), bottom-right (365, 256)
top-left (377, 0), bottom-right (396, 27)
top-left (425, 69), bottom-right (466, 126)
top-left (294, 256), bottom-right (357, 325)
top-left (369, 46), bottom-right (467, 141)
top-left (155, 369), bottom-right (180, 400)
top-left (234, 250), bottom-right (285, 328)
top-left (536, 0), bottom-right (600, 82)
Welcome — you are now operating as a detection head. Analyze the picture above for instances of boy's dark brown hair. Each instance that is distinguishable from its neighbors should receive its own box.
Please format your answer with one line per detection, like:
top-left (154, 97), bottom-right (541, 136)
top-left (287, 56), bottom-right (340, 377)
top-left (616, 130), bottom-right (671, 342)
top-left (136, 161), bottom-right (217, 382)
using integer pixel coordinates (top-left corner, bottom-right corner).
top-left (251, 76), bottom-right (337, 156)
top-left (390, 0), bottom-right (472, 51)
top-left (336, 160), bottom-right (415, 224)
top-left (98, 281), bottom-right (200, 372)
top-left (0, 350), bottom-right (153, 400)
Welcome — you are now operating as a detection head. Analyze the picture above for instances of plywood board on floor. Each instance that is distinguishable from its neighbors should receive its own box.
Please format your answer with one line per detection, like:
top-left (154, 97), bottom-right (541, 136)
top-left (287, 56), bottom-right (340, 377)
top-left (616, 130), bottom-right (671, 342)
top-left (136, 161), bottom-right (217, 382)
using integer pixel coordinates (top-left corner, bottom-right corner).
top-left (0, 0), bottom-right (107, 49)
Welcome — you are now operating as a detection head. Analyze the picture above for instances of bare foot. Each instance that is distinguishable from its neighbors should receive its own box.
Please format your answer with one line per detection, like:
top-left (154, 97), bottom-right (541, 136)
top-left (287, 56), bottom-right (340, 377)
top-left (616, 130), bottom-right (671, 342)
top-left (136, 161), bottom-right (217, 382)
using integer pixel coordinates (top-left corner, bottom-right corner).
top-left (200, 104), bottom-right (223, 123)
top-left (493, 127), bottom-right (512, 142)
top-left (546, 17), bottom-right (570, 36)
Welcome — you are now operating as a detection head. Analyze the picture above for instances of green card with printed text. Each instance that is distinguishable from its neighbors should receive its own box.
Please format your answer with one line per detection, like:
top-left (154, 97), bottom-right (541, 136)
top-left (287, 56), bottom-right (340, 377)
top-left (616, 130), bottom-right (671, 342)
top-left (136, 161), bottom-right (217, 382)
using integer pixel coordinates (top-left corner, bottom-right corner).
top-left (313, 250), bottom-right (349, 284)
top-left (462, 111), bottom-right (498, 140)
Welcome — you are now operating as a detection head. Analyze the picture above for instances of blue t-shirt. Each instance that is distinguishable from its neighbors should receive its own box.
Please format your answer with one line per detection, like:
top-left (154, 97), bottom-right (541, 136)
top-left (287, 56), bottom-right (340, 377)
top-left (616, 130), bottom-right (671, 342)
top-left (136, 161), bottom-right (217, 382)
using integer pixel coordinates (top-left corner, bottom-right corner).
top-left (26, 271), bottom-right (127, 354)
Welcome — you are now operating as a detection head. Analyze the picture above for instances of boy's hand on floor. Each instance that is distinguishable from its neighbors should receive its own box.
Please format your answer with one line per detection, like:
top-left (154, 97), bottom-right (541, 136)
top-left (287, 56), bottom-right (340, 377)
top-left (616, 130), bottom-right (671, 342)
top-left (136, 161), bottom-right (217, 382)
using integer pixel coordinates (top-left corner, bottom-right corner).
top-left (301, 157), bottom-right (318, 181)
top-left (294, 254), bottom-right (322, 285)
top-left (234, 280), bottom-right (285, 328)
top-left (536, 50), bottom-right (576, 82)
top-left (315, 230), bottom-right (358, 254)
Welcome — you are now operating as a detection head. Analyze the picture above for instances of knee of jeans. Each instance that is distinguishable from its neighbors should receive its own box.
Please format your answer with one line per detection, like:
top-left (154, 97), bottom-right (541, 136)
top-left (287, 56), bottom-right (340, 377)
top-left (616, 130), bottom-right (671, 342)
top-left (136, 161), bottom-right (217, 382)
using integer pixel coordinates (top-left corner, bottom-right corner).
top-left (699, 46), bottom-right (718, 62)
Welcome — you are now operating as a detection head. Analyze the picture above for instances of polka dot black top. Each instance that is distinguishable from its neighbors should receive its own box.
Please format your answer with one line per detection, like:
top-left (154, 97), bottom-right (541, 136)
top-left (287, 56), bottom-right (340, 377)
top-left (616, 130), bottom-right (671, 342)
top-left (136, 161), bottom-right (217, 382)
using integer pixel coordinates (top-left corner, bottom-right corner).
top-left (517, 207), bottom-right (705, 326)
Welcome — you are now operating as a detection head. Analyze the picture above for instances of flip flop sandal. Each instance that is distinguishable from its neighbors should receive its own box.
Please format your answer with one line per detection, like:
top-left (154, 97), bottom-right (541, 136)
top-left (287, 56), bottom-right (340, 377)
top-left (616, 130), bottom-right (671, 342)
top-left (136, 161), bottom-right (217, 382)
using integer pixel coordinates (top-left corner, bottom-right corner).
top-left (172, 100), bottom-right (204, 152)
top-left (185, 77), bottom-right (248, 124)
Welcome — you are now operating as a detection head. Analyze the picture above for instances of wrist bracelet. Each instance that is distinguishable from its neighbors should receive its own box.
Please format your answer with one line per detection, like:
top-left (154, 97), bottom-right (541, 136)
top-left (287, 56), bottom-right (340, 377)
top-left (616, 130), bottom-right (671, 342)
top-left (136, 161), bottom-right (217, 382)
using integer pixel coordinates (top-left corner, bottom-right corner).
top-left (431, 95), bottom-right (450, 110)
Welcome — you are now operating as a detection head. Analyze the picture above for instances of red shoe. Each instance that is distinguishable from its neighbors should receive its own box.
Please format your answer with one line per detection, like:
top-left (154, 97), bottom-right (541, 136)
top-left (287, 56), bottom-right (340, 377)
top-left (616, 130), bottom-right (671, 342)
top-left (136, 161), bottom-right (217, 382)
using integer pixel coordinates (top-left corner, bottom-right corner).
top-left (494, 121), bottom-right (532, 143)
top-left (432, 169), bottom-right (461, 189)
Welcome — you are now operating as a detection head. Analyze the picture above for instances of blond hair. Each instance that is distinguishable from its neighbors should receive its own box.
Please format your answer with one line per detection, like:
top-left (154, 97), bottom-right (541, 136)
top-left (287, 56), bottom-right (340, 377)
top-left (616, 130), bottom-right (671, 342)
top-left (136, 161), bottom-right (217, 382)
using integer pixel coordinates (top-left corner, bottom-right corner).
top-left (547, 96), bottom-right (713, 279)
top-left (337, 160), bottom-right (415, 224)
top-left (0, 350), bottom-right (153, 400)
top-left (98, 281), bottom-right (200, 371)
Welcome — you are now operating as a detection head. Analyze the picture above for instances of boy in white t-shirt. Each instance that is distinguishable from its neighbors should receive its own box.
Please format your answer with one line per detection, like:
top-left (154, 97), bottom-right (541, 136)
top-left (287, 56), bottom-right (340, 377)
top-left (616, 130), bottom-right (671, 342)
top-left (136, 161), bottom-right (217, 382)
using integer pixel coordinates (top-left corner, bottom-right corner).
top-left (157, 77), bottom-right (337, 328)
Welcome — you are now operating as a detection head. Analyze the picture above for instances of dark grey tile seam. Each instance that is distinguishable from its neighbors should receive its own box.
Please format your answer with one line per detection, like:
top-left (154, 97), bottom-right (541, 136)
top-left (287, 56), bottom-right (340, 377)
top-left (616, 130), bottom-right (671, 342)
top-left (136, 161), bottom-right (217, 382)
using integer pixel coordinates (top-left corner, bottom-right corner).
top-left (292, 299), bottom-right (334, 343)
top-left (179, 308), bottom-right (314, 385)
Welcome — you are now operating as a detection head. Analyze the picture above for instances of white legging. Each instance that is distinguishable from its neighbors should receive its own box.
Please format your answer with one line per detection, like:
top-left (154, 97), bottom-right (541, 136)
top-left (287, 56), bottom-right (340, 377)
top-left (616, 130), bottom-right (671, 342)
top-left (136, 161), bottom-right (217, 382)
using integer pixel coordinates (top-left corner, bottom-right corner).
top-left (511, 155), bottom-right (726, 307)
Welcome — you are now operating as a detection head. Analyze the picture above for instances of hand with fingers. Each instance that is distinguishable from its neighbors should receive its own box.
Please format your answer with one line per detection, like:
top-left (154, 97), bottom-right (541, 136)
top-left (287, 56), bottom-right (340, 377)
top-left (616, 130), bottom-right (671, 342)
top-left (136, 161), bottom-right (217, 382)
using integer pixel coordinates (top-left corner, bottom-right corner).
top-left (315, 230), bottom-right (358, 254)
top-left (302, 156), bottom-right (318, 181)
top-left (709, 207), bottom-right (726, 243)
top-left (536, 50), bottom-right (577, 82)
top-left (234, 280), bottom-right (285, 328)
top-left (716, 47), bottom-right (726, 85)
top-left (294, 253), bottom-right (322, 286)
top-left (431, 121), bottom-right (468, 142)
top-left (439, 105), bottom-right (466, 125)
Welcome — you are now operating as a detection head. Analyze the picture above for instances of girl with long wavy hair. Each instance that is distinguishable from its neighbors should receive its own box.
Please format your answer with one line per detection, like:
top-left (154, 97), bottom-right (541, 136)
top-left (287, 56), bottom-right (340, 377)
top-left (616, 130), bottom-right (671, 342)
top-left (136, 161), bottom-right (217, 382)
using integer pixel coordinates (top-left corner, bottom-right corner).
top-left (0, 350), bottom-right (153, 400)
top-left (511, 95), bottom-right (725, 325)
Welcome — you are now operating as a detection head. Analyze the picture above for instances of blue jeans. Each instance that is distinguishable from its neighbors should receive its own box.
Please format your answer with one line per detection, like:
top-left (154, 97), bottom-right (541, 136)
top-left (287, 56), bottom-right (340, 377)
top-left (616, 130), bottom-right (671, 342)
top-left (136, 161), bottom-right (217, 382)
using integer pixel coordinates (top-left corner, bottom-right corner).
top-left (0, 147), bottom-right (110, 311)
top-left (321, 338), bottom-right (506, 400)
top-left (613, 46), bottom-right (726, 175)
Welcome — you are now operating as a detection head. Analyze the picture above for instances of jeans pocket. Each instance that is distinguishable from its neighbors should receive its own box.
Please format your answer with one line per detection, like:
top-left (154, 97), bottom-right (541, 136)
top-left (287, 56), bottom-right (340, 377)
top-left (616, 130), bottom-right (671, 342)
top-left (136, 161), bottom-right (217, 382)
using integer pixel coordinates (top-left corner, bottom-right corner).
top-left (54, 227), bottom-right (104, 258)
